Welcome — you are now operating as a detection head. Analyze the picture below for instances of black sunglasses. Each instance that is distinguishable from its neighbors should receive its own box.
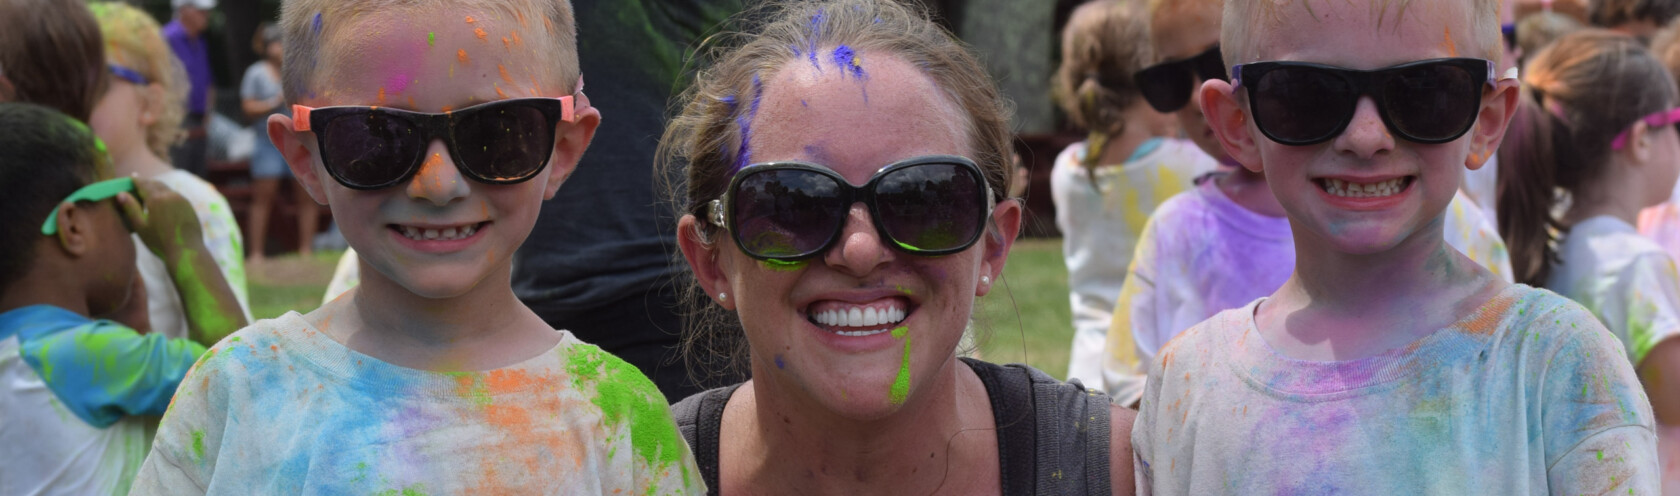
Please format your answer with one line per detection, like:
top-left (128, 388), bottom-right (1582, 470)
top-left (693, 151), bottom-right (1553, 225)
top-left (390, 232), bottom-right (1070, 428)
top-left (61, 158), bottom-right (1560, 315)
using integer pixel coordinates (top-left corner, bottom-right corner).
top-left (707, 155), bottom-right (994, 262)
top-left (1232, 58), bottom-right (1496, 146)
top-left (1134, 45), bottom-right (1227, 113)
top-left (291, 96), bottom-right (576, 190)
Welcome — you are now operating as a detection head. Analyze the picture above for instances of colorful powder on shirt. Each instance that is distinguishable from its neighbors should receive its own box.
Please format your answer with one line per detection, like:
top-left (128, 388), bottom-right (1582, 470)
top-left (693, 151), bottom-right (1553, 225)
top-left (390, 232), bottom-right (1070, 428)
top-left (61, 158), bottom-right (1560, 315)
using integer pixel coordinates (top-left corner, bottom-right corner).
top-left (191, 430), bottom-right (206, 460)
top-left (889, 326), bottom-right (911, 405)
top-left (564, 346), bottom-right (692, 485)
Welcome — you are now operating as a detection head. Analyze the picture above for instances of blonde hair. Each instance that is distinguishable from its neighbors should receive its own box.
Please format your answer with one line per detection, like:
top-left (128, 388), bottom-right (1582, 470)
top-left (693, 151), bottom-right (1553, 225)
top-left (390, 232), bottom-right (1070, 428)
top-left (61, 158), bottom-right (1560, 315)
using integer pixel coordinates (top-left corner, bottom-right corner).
top-left (660, 0), bottom-right (1014, 377)
top-left (90, 2), bottom-right (188, 158)
top-left (1517, 11), bottom-right (1586, 58)
top-left (1054, 0), bottom-right (1152, 139)
top-left (1221, 0), bottom-right (1504, 69)
top-left (279, 0), bottom-right (579, 103)
top-left (1651, 15), bottom-right (1680, 83)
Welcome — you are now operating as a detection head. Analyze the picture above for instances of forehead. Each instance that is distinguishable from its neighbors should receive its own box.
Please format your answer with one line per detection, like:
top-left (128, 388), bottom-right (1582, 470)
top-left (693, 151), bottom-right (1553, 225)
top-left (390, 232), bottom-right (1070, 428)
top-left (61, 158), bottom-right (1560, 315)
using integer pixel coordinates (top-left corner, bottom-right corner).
top-left (749, 49), bottom-right (969, 183)
top-left (312, 5), bottom-right (559, 108)
top-left (1252, 0), bottom-right (1479, 68)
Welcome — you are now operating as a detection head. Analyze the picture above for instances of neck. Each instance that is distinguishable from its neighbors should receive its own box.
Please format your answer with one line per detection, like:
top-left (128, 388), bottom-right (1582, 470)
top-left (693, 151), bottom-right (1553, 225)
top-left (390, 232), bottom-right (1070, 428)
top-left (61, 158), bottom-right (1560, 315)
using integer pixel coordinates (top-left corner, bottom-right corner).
top-left (1216, 167), bottom-right (1288, 218)
top-left (318, 257), bottom-right (552, 371)
top-left (1091, 119), bottom-right (1155, 167)
top-left (0, 263), bottom-right (92, 317)
top-left (111, 143), bottom-right (175, 179)
top-left (1562, 166), bottom-right (1648, 227)
top-left (738, 356), bottom-right (992, 495)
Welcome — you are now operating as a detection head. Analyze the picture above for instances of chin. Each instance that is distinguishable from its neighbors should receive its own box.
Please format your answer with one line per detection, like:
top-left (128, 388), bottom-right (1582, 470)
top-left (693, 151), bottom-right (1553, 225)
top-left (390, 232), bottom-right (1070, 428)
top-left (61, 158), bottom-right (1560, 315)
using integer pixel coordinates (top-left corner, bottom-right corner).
top-left (380, 264), bottom-right (496, 300)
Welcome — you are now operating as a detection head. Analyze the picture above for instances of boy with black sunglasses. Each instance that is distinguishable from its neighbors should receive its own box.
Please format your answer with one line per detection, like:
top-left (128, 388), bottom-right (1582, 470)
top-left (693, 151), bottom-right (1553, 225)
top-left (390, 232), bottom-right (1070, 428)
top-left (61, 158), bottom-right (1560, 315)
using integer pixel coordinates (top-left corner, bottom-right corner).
top-left (1130, 0), bottom-right (1659, 492)
top-left (130, 0), bottom-right (703, 493)
top-left (1098, 0), bottom-right (1511, 407)
top-left (0, 102), bottom-right (243, 494)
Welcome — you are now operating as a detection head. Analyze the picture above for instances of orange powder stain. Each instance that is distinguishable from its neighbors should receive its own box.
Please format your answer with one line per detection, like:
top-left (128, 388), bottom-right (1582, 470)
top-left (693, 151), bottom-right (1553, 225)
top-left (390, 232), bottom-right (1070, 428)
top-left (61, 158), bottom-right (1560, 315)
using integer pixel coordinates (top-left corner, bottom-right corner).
top-left (475, 27), bottom-right (487, 41)
top-left (502, 37), bottom-right (510, 50)
top-left (511, 31), bottom-right (523, 46)
top-left (457, 49), bottom-right (470, 64)
top-left (498, 64), bottom-right (514, 84)
top-left (465, 15), bottom-right (476, 24)
top-left (1440, 27), bottom-right (1459, 57)
top-left (544, 16), bottom-right (553, 33)
top-left (528, 75), bottom-right (541, 95)
top-left (406, 95), bottom-right (416, 109)
top-left (495, 84), bottom-right (508, 99)
top-left (441, 105), bottom-right (455, 113)
top-left (419, 153), bottom-right (447, 191)
top-left (1469, 150), bottom-right (1489, 166)
top-left (377, 87), bottom-right (387, 105)
top-left (484, 369), bottom-right (535, 393)
top-left (516, 11), bottom-right (528, 27)
top-left (485, 404), bottom-right (530, 427)
top-left (1460, 293), bottom-right (1514, 335)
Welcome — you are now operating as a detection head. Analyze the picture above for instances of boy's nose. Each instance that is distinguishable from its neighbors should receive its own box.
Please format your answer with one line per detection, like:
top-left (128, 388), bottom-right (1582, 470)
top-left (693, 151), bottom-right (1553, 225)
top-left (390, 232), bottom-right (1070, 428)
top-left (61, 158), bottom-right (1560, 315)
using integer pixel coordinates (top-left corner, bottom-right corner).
top-left (1335, 96), bottom-right (1395, 159)
top-left (407, 140), bottom-right (470, 205)
top-left (822, 204), bottom-right (894, 276)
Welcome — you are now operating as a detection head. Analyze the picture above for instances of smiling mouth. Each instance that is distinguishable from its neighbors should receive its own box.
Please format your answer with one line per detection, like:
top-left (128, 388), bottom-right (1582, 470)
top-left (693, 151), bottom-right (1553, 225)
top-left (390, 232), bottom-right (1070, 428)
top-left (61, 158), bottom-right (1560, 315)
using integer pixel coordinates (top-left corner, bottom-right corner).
top-left (391, 222), bottom-right (488, 241)
top-left (1316, 177), bottom-right (1415, 198)
top-left (807, 298), bottom-right (912, 337)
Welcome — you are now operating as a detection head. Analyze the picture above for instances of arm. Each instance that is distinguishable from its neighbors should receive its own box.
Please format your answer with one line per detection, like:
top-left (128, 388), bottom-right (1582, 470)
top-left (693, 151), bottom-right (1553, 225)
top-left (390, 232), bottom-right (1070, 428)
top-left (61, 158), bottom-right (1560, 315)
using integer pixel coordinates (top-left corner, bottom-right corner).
top-left (16, 319), bottom-right (206, 426)
top-left (1103, 217), bottom-right (1162, 407)
top-left (1110, 404), bottom-right (1137, 496)
top-left (1543, 306), bottom-right (1660, 493)
top-left (119, 179), bottom-right (248, 346)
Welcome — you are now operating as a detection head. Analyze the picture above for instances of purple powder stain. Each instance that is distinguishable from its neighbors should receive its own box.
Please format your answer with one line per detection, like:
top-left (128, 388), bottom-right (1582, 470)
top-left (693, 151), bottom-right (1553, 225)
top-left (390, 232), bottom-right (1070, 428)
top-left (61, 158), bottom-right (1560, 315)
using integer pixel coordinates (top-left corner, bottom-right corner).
top-left (731, 74), bottom-right (765, 174)
top-left (774, 354), bottom-right (785, 369)
top-left (311, 12), bottom-right (323, 34)
top-left (806, 9), bottom-right (825, 71)
top-left (800, 99), bottom-right (808, 107)
top-left (831, 45), bottom-right (866, 79)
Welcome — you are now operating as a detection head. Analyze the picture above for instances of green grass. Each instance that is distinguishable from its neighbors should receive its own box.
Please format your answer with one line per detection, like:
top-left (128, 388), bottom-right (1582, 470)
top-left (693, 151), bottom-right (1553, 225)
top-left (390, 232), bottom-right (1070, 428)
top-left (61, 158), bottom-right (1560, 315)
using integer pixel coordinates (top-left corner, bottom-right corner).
top-left (245, 240), bottom-right (1077, 379)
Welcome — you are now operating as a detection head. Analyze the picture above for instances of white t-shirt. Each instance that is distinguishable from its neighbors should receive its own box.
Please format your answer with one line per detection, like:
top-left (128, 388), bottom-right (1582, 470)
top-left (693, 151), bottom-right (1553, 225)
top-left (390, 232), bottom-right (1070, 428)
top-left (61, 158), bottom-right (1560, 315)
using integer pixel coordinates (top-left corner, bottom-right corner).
top-left (136, 170), bottom-right (250, 338)
top-left (1053, 139), bottom-right (1218, 387)
top-left (1097, 178), bottom-right (1513, 404)
top-left (1133, 285), bottom-right (1658, 494)
top-left (1547, 215), bottom-right (1680, 366)
top-left (129, 313), bottom-right (703, 495)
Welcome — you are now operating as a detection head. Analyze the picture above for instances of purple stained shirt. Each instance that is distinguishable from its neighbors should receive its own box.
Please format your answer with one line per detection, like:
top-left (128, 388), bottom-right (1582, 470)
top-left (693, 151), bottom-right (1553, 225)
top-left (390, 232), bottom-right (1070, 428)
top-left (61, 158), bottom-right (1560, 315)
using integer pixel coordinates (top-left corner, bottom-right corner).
top-left (163, 20), bottom-right (212, 116)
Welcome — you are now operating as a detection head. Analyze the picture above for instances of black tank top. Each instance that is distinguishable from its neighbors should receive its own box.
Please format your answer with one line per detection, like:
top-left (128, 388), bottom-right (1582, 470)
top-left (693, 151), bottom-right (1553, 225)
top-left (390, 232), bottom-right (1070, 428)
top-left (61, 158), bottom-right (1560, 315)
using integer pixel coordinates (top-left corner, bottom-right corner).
top-left (671, 358), bottom-right (1114, 495)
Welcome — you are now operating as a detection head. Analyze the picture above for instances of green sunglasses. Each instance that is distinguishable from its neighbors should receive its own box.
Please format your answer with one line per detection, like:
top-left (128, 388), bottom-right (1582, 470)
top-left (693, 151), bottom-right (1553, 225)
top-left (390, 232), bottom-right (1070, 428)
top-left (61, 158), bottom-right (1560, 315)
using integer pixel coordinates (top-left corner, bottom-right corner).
top-left (40, 177), bottom-right (135, 235)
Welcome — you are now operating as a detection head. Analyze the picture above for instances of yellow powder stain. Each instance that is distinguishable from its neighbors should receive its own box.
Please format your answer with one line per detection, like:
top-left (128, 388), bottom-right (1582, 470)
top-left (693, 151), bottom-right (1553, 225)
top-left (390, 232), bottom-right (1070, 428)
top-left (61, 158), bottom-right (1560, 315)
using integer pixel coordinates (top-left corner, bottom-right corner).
top-left (498, 64), bottom-right (514, 84)
top-left (474, 27), bottom-right (487, 41)
top-left (457, 49), bottom-right (470, 64)
top-left (1440, 26), bottom-right (1459, 57)
top-left (377, 87), bottom-right (387, 105)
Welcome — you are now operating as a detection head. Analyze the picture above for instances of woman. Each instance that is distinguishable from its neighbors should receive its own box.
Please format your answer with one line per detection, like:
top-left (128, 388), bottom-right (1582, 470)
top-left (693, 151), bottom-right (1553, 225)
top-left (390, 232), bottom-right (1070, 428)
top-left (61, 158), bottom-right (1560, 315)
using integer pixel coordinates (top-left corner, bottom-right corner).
top-left (665, 1), bottom-right (1134, 494)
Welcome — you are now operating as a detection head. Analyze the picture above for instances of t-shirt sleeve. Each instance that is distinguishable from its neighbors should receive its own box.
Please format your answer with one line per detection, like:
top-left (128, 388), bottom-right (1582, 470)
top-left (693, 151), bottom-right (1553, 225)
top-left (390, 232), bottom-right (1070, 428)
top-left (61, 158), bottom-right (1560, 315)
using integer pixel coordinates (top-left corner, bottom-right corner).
top-left (16, 320), bottom-right (207, 427)
top-left (239, 63), bottom-right (264, 101)
top-left (1539, 304), bottom-right (1659, 492)
top-left (1105, 215), bottom-right (1161, 404)
top-left (129, 341), bottom-right (231, 495)
top-left (1618, 252), bottom-right (1680, 365)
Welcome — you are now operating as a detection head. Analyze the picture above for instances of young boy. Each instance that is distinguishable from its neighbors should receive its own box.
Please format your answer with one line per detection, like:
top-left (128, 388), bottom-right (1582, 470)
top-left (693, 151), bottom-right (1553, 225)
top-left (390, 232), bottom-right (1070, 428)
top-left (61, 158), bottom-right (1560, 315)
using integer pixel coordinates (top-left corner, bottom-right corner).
top-left (129, 1), bottom-right (701, 494)
top-left (1131, 0), bottom-right (1657, 492)
top-left (1089, 0), bottom-right (1511, 405)
top-left (0, 102), bottom-right (243, 495)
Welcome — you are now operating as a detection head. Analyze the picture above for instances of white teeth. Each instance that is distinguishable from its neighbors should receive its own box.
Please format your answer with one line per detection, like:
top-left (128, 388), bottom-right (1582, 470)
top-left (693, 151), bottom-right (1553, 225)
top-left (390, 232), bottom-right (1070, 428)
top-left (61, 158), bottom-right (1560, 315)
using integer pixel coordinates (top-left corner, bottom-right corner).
top-left (864, 308), bottom-right (879, 326)
top-left (848, 308), bottom-right (863, 327)
top-left (811, 302), bottom-right (909, 329)
top-left (442, 227), bottom-right (458, 238)
top-left (397, 223), bottom-right (481, 241)
top-left (1323, 178), bottom-right (1407, 198)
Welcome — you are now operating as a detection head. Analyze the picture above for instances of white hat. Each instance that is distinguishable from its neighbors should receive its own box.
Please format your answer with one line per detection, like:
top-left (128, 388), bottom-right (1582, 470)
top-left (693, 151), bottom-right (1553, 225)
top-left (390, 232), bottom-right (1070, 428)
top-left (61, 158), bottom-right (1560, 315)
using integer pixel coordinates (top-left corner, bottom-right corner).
top-left (172, 0), bottom-right (215, 10)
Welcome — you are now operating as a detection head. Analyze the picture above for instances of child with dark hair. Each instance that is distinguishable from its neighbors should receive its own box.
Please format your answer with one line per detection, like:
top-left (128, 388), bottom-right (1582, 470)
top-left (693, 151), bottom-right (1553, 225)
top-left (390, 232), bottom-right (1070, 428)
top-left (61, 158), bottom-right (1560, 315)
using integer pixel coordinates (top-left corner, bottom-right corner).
top-left (0, 0), bottom-right (106, 122)
top-left (1590, 0), bottom-right (1680, 40)
top-left (0, 102), bottom-right (242, 495)
top-left (1501, 28), bottom-right (1680, 487)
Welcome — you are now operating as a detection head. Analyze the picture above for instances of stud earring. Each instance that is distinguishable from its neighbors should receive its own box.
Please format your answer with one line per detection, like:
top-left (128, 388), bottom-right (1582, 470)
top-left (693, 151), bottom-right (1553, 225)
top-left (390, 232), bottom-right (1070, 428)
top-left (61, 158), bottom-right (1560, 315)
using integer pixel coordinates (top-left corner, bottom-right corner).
top-left (981, 275), bottom-right (991, 285)
top-left (718, 292), bottom-right (728, 302)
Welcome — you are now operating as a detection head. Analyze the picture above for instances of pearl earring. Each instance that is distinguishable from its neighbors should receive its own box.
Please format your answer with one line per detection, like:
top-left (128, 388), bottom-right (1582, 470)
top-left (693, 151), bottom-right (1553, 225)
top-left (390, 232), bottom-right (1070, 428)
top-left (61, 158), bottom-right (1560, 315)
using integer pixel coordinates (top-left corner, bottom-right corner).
top-left (981, 276), bottom-right (991, 285)
top-left (718, 292), bottom-right (728, 302)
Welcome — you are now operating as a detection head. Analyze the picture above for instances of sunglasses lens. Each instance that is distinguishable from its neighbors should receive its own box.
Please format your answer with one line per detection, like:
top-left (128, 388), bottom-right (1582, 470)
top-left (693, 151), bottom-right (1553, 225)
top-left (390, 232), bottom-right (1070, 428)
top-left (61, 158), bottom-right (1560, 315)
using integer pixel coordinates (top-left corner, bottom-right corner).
top-left (1383, 63), bottom-right (1480, 142)
top-left (733, 169), bottom-right (847, 259)
top-left (1137, 63), bottom-right (1194, 113)
top-left (320, 112), bottom-right (427, 188)
top-left (1252, 66), bottom-right (1354, 144)
top-left (453, 104), bottom-right (555, 182)
top-left (876, 163), bottom-right (984, 253)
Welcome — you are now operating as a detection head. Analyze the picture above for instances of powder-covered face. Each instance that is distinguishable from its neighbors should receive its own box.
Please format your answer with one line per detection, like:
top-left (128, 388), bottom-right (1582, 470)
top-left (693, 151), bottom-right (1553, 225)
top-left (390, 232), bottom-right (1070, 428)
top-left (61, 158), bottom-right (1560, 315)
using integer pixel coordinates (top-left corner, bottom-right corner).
top-left (297, 7), bottom-right (571, 299)
top-left (721, 48), bottom-right (988, 418)
top-left (1239, 0), bottom-right (1493, 255)
top-left (1151, 2), bottom-right (1224, 160)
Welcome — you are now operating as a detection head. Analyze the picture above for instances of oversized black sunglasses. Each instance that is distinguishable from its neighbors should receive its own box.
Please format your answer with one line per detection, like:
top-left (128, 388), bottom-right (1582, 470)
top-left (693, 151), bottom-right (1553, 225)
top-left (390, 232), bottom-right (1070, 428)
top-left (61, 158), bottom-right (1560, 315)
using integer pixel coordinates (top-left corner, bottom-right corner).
top-left (707, 155), bottom-right (994, 262)
top-left (1134, 45), bottom-right (1228, 113)
top-left (1232, 58), bottom-right (1496, 146)
top-left (291, 96), bottom-right (576, 190)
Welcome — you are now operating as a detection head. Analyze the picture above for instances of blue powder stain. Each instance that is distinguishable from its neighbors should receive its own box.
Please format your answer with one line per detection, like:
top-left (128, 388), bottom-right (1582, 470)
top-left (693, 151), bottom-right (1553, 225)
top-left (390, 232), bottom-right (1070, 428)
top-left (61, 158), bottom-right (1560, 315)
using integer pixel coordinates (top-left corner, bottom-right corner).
top-left (774, 355), bottom-right (785, 369)
top-left (731, 74), bottom-right (765, 174)
top-left (806, 9), bottom-right (824, 71)
top-left (311, 12), bottom-right (323, 34)
top-left (720, 94), bottom-right (738, 109)
top-left (800, 99), bottom-right (808, 107)
top-left (832, 45), bottom-right (866, 79)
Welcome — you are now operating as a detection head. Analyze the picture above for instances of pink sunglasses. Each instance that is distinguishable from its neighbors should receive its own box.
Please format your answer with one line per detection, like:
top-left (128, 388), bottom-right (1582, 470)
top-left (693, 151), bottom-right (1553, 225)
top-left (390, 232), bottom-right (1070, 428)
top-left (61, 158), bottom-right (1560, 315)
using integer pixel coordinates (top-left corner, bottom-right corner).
top-left (1611, 107), bottom-right (1680, 150)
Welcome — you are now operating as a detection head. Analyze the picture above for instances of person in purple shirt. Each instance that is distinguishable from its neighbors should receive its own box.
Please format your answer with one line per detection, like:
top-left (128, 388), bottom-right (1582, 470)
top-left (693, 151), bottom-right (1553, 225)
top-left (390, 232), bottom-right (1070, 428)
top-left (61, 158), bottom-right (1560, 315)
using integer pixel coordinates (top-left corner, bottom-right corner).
top-left (162, 0), bottom-right (214, 178)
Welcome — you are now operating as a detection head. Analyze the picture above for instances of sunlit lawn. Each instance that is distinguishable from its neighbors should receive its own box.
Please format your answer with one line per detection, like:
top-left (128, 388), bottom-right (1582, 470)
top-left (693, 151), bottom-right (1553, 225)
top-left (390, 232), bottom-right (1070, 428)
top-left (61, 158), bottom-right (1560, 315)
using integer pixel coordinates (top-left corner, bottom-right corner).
top-left (248, 239), bottom-right (1076, 379)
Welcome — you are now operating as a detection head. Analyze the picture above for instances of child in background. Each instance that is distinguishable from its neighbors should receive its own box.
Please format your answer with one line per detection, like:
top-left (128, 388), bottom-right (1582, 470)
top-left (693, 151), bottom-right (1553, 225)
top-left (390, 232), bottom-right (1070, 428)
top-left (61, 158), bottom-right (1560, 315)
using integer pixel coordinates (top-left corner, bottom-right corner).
top-left (1095, 0), bottom-right (1511, 405)
top-left (1638, 19), bottom-right (1680, 278)
top-left (0, 0), bottom-right (106, 123)
top-left (243, 22), bottom-right (318, 265)
top-left (1590, 0), bottom-right (1680, 41)
top-left (1134, 0), bottom-right (1656, 491)
top-left (129, 0), bottom-right (701, 493)
top-left (0, 102), bottom-right (243, 496)
top-left (1053, 0), bottom-right (1217, 387)
top-left (88, 2), bottom-right (250, 341)
top-left (1501, 29), bottom-right (1680, 487)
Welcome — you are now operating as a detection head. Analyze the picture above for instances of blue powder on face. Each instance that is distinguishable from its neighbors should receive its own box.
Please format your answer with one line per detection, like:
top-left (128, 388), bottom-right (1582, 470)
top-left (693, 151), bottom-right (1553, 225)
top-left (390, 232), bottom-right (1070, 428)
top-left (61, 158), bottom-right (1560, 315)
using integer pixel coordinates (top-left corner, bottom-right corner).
top-left (806, 9), bottom-right (824, 70)
top-left (774, 355), bottom-right (785, 369)
top-left (311, 12), bottom-right (323, 34)
top-left (832, 45), bottom-right (866, 79)
top-left (731, 74), bottom-right (765, 174)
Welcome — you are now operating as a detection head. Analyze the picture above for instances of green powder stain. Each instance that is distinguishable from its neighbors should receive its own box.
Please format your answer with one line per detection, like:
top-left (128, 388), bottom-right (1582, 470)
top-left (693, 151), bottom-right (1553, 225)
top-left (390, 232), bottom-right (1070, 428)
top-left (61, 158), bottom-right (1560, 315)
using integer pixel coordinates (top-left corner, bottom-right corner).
top-left (889, 327), bottom-right (911, 405)
top-left (229, 337), bottom-right (241, 342)
top-left (427, 32), bottom-right (436, 46)
top-left (443, 371), bottom-right (493, 408)
top-left (894, 285), bottom-right (914, 296)
top-left (565, 346), bottom-right (691, 488)
top-left (373, 486), bottom-right (428, 496)
top-left (759, 259), bottom-right (808, 272)
top-left (191, 430), bottom-right (205, 461)
top-left (174, 246), bottom-right (239, 342)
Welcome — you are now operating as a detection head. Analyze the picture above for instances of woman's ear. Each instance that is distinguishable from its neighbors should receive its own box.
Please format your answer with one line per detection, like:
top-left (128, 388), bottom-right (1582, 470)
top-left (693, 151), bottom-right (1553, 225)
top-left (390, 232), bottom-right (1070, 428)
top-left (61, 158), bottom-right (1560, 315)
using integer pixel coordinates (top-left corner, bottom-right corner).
top-left (268, 113), bottom-right (330, 206)
top-left (1465, 79), bottom-right (1521, 170)
top-left (678, 214), bottom-right (735, 310)
top-left (543, 95), bottom-right (602, 200)
top-left (1200, 78), bottom-right (1264, 173)
top-left (976, 198), bottom-right (1021, 297)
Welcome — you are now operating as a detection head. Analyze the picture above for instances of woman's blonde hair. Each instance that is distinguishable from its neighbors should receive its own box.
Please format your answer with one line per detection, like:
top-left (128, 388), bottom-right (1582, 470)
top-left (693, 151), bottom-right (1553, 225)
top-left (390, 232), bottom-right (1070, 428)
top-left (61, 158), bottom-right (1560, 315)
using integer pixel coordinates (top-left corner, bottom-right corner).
top-left (659, 0), bottom-right (1014, 378)
top-left (1052, 0), bottom-right (1153, 174)
top-left (90, 2), bottom-right (187, 158)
